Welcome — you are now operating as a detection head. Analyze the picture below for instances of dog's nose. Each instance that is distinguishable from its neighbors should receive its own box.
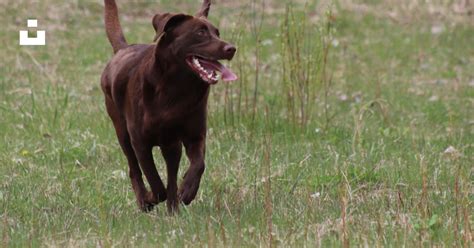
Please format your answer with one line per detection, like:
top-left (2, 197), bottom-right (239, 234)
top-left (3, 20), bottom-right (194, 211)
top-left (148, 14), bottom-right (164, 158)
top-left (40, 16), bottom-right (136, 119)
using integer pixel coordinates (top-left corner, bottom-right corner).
top-left (223, 44), bottom-right (236, 58)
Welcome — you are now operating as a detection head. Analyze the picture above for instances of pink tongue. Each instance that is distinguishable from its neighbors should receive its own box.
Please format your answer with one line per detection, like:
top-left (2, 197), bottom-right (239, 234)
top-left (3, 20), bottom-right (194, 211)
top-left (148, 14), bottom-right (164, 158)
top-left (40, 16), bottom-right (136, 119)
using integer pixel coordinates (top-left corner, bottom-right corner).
top-left (219, 64), bottom-right (238, 81)
top-left (199, 59), bottom-right (238, 82)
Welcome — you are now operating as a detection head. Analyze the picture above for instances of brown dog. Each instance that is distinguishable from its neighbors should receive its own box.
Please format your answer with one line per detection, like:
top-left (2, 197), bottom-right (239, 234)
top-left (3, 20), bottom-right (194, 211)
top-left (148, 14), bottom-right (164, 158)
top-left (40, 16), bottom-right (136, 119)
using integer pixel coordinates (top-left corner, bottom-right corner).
top-left (100, 0), bottom-right (237, 213)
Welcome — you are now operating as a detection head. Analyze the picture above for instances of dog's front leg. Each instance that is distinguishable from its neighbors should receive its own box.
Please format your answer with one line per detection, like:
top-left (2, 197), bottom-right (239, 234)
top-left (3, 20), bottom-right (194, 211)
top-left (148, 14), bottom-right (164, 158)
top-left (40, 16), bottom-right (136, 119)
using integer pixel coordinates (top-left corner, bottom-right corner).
top-left (179, 139), bottom-right (206, 205)
top-left (161, 142), bottom-right (182, 214)
top-left (132, 143), bottom-right (168, 204)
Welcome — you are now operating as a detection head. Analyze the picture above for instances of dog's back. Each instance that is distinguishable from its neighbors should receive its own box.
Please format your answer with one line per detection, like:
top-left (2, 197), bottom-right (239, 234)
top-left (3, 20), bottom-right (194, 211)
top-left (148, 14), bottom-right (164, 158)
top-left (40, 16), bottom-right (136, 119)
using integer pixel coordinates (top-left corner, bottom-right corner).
top-left (101, 45), bottom-right (152, 110)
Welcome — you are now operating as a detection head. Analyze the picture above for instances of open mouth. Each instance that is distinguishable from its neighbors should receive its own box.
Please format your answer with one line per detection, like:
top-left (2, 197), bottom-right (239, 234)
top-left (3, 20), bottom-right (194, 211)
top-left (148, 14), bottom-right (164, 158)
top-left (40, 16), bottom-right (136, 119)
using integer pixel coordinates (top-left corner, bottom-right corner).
top-left (185, 56), bottom-right (238, 84)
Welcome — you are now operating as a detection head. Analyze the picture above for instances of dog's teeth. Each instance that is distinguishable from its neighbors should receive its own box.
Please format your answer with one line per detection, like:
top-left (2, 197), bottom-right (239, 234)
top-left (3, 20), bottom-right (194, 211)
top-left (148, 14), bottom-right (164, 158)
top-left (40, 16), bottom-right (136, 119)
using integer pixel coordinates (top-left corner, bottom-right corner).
top-left (191, 57), bottom-right (219, 82)
top-left (193, 58), bottom-right (203, 69)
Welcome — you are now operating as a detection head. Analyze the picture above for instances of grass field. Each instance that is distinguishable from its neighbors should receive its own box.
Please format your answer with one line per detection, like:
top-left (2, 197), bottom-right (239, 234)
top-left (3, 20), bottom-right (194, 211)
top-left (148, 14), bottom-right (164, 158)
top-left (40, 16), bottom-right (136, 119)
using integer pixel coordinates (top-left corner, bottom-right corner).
top-left (0, 0), bottom-right (473, 247)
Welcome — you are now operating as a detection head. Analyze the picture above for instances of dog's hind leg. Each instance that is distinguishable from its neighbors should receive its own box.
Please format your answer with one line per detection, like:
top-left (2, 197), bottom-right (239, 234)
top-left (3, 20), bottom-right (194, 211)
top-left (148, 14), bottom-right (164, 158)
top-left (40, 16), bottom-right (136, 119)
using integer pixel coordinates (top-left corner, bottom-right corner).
top-left (161, 142), bottom-right (182, 214)
top-left (105, 95), bottom-right (158, 211)
top-left (131, 141), bottom-right (168, 206)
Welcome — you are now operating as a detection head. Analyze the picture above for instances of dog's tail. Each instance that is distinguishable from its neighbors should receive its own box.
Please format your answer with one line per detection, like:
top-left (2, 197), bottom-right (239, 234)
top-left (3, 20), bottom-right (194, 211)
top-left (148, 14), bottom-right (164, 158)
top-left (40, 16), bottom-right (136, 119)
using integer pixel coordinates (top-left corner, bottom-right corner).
top-left (104, 0), bottom-right (127, 53)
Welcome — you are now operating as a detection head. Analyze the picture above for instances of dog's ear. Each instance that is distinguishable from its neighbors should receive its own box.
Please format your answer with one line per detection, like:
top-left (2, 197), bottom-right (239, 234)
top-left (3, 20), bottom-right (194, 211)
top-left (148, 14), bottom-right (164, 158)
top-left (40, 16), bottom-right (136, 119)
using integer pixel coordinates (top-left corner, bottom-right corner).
top-left (195, 0), bottom-right (211, 18)
top-left (152, 13), bottom-right (192, 43)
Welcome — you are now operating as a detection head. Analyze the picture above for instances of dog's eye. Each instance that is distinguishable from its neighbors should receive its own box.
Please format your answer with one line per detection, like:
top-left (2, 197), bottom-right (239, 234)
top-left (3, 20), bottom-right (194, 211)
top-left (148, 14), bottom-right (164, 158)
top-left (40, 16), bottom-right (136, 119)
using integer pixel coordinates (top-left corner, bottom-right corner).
top-left (197, 29), bottom-right (207, 36)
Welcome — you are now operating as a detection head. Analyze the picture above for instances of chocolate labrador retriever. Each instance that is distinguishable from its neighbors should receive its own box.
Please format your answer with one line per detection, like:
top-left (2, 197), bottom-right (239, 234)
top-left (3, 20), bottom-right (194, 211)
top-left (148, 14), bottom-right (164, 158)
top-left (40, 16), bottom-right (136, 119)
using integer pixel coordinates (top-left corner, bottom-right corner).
top-left (101, 0), bottom-right (237, 213)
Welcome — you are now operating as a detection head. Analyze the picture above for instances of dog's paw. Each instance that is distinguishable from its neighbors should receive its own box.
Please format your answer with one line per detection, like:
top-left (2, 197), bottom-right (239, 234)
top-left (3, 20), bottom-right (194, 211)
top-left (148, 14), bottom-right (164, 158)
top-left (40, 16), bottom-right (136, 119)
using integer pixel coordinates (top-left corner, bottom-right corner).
top-left (139, 201), bottom-right (155, 212)
top-left (136, 191), bottom-right (164, 212)
top-left (147, 190), bottom-right (168, 203)
top-left (167, 199), bottom-right (179, 215)
top-left (137, 198), bottom-right (155, 212)
top-left (178, 185), bottom-right (198, 205)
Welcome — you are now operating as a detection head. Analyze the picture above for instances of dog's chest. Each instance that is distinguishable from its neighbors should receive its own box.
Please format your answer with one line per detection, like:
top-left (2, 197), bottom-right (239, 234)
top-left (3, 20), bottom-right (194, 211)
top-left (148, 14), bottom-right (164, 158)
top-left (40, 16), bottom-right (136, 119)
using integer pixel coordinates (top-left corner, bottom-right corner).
top-left (150, 84), bottom-right (209, 119)
top-left (143, 102), bottom-right (205, 138)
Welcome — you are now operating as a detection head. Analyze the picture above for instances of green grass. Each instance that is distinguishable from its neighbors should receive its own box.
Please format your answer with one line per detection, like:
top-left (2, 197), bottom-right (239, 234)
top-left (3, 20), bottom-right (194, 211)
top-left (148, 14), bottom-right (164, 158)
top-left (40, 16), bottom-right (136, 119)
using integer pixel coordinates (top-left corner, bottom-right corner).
top-left (0, 0), bottom-right (472, 247)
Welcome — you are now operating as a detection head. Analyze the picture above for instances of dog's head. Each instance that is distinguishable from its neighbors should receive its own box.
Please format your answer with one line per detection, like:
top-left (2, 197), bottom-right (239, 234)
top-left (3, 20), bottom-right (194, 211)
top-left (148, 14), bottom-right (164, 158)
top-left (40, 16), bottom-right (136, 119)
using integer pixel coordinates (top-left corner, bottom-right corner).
top-left (152, 0), bottom-right (237, 84)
